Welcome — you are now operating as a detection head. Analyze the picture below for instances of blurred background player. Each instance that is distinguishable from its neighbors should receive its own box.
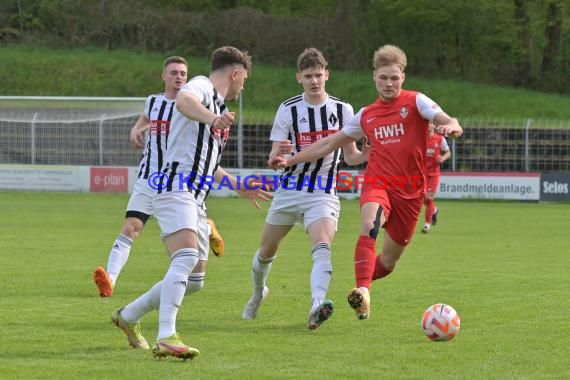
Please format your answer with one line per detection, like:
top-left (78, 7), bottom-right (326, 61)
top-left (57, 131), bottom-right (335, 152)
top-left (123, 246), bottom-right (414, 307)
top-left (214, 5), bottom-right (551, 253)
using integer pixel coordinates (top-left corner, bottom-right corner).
top-left (272, 45), bottom-right (462, 320)
top-left (111, 46), bottom-right (271, 359)
top-left (422, 123), bottom-right (451, 233)
top-left (93, 56), bottom-right (225, 298)
top-left (241, 48), bottom-right (368, 330)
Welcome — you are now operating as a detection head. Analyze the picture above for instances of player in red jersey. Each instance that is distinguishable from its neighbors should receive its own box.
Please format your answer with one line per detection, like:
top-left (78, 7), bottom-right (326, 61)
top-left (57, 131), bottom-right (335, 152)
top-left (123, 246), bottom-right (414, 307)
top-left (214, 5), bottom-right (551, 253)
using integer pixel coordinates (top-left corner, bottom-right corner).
top-left (421, 123), bottom-right (451, 234)
top-left (271, 45), bottom-right (462, 319)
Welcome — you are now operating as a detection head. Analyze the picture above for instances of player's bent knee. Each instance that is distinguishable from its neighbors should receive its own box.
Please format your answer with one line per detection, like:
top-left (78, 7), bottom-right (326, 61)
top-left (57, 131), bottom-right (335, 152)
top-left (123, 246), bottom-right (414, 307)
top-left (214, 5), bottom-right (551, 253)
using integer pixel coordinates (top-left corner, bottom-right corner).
top-left (360, 221), bottom-right (375, 235)
top-left (258, 246), bottom-right (277, 260)
top-left (366, 206), bottom-right (383, 240)
top-left (122, 218), bottom-right (145, 239)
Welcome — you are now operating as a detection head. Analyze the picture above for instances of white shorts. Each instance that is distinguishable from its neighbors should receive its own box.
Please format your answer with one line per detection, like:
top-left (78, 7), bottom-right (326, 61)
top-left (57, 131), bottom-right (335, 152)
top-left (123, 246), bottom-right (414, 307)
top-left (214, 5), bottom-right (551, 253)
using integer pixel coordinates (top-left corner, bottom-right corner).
top-left (126, 181), bottom-right (155, 216)
top-left (265, 189), bottom-right (340, 231)
top-left (152, 191), bottom-right (210, 260)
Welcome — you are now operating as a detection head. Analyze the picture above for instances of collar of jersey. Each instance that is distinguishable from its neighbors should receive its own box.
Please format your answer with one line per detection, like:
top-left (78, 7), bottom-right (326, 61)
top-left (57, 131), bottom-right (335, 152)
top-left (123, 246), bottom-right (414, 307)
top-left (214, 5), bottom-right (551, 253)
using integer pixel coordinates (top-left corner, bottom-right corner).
top-left (302, 93), bottom-right (329, 108)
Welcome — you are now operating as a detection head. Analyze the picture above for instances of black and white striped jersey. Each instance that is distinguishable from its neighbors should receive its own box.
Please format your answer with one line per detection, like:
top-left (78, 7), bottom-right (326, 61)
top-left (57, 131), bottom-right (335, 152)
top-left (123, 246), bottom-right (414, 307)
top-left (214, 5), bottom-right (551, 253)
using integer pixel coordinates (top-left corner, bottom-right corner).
top-left (271, 93), bottom-right (354, 194)
top-left (136, 93), bottom-right (176, 192)
top-left (157, 76), bottom-right (229, 207)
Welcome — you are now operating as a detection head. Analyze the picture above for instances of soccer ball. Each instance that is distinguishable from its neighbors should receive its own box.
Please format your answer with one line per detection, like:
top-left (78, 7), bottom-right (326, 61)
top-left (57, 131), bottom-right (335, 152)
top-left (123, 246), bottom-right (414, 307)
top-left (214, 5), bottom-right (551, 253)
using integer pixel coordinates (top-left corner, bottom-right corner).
top-left (421, 303), bottom-right (460, 341)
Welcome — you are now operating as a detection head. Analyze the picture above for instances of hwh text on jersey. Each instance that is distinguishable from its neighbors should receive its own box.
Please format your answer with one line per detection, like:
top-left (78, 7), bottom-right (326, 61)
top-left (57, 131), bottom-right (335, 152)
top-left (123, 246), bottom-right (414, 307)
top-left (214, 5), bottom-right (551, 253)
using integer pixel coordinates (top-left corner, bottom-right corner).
top-left (373, 123), bottom-right (405, 140)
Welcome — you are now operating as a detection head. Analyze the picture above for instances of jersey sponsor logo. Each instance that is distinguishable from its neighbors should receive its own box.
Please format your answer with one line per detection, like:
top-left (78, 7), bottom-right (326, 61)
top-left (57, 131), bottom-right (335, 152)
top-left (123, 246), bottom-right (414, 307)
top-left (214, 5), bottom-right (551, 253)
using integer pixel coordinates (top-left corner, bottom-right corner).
top-left (373, 123), bottom-right (405, 141)
top-left (366, 116), bottom-right (377, 123)
top-left (400, 106), bottom-right (408, 119)
top-left (296, 130), bottom-right (338, 148)
top-left (210, 126), bottom-right (230, 148)
top-left (426, 147), bottom-right (437, 156)
top-left (299, 116), bottom-right (308, 123)
top-left (150, 120), bottom-right (170, 135)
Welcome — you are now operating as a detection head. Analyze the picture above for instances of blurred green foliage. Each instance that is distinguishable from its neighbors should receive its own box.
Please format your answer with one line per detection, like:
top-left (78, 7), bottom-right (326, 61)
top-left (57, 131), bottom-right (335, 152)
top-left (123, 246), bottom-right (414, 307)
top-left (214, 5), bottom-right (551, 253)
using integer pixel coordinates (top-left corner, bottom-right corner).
top-left (1, 44), bottom-right (569, 122)
top-left (0, 0), bottom-right (568, 93)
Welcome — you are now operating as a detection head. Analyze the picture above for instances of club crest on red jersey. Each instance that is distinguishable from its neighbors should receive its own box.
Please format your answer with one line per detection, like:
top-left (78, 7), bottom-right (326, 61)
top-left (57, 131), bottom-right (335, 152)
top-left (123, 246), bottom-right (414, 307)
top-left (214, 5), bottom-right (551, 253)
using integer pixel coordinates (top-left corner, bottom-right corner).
top-left (400, 106), bottom-right (408, 119)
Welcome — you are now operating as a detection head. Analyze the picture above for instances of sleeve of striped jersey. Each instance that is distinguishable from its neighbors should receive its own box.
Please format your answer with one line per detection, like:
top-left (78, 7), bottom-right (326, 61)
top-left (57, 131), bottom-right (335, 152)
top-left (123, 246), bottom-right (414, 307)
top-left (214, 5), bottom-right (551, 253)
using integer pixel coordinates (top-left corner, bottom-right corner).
top-left (179, 76), bottom-right (210, 105)
top-left (344, 103), bottom-right (355, 123)
top-left (269, 103), bottom-right (291, 141)
top-left (143, 95), bottom-right (152, 119)
top-left (441, 137), bottom-right (450, 152)
top-left (341, 108), bottom-right (365, 139)
top-left (416, 93), bottom-right (443, 122)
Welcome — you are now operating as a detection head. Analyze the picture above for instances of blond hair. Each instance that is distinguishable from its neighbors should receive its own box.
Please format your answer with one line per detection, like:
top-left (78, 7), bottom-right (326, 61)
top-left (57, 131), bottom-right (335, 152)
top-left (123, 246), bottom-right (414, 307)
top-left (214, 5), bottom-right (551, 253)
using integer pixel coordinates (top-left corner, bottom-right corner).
top-left (163, 56), bottom-right (188, 70)
top-left (373, 45), bottom-right (407, 71)
top-left (297, 48), bottom-right (328, 71)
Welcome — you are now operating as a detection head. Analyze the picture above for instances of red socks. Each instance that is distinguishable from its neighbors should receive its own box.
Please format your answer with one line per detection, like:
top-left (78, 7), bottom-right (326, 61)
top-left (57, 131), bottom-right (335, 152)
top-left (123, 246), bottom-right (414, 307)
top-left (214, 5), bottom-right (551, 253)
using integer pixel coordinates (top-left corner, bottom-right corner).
top-left (355, 236), bottom-right (395, 287)
top-left (354, 236), bottom-right (376, 289)
top-left (425, 198), bottom-right (435, 223)
top-left (372, 254), bottom-right (393, 280)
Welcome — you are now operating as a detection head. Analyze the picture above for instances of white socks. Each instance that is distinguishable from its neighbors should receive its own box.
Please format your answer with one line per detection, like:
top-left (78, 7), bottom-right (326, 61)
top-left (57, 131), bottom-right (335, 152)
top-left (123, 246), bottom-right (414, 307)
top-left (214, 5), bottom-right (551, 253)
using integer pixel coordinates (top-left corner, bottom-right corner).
top-left (157, 248), bottom-right (199, 340)
top-left (185, 272), bottom-right (205, 295)
top-left (106, 234), bottom-right (133, 285)
top-left (310, 242), bottom-right (332, 306)
top-left (251, 250), bottom-right (274, 298)
top-left (120, 272), bottom-right (205, 324)
top-left (121, 281), bottom-right (162, 323)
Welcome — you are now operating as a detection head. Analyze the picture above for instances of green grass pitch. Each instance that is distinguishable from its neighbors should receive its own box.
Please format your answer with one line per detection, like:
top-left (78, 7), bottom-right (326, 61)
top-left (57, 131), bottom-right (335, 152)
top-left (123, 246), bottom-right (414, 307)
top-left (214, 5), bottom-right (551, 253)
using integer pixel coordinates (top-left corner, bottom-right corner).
top-left (0, 192), bottom-right (568, 379)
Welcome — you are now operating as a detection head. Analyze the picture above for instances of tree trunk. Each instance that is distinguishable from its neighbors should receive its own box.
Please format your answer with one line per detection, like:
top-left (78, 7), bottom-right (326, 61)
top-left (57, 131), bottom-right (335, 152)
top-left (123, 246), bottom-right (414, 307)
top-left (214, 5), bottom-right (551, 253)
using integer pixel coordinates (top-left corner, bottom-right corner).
top-left (513, 0), bottom-right (532, 86)
top-left (540, 1), bottom-right (563, 82)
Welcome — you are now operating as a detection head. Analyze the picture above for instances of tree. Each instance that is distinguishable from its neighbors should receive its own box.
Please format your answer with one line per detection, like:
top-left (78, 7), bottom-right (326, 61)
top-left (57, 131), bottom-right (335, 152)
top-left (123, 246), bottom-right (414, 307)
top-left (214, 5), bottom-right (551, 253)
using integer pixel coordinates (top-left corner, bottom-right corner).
top-left (540, 0), bottom-right (564, 90)
top-left (513, 0), bottom-right (533, 86)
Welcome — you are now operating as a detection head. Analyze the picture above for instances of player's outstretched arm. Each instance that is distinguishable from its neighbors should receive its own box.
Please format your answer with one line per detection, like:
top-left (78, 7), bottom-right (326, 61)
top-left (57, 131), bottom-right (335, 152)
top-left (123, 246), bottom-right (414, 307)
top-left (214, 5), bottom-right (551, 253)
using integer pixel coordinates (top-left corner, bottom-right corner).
top-left (130, 114), bottom-right (150, 148)
top-left (342, 137), bottom-right (370, 165)
top-left (214, 166), bottom-right (272, 209)
top-left (176, 91), bottom-right (235, 129)
top-left (274, 131), bottom-right (356, 168)
top-left (433, 112), bottom-right (463, 139)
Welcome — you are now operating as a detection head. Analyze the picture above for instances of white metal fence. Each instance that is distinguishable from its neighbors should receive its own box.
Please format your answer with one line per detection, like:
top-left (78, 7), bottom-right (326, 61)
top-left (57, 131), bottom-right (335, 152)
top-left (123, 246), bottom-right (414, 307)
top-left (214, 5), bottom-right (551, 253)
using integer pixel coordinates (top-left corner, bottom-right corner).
top-left (1, 97), bottom-right (569, 171)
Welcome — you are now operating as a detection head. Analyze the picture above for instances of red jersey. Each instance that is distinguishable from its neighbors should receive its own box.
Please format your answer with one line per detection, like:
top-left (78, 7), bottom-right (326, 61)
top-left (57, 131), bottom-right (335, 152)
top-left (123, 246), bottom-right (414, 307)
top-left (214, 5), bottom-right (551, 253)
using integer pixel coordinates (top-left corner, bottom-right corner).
top-left (426, 133), bottom-right (449, 175)
top-left (343, 90), bottom-right (443, 199)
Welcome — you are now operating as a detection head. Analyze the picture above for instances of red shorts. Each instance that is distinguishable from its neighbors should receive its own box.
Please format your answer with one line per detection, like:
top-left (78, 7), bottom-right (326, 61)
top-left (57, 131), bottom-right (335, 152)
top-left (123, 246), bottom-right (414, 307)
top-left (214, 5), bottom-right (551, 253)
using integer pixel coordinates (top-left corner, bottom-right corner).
top-left (360, 185), bottom-right (424, 246)
top-left (426, 174), bottom-right (440, 193)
